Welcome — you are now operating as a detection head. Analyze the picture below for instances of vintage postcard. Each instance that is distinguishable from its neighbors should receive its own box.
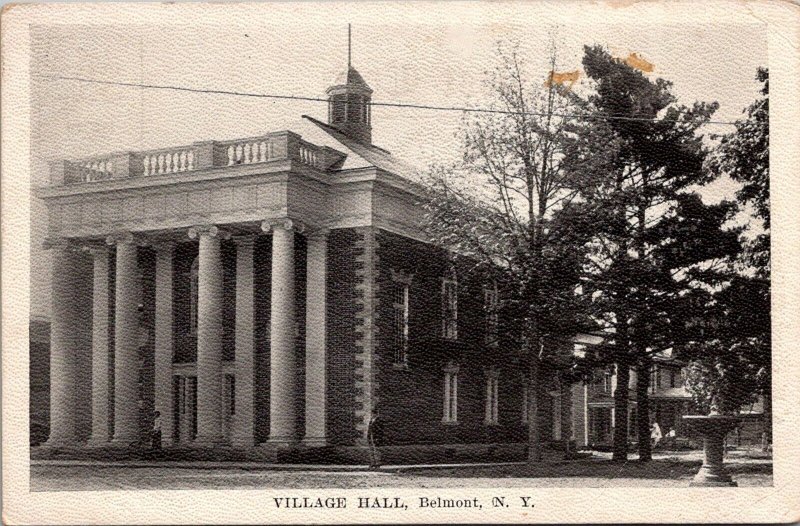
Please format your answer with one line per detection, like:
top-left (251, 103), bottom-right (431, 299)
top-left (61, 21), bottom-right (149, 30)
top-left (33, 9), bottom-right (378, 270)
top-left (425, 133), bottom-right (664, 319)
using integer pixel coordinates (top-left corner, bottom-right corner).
top-left (2, 1), bottom-right (799, 523)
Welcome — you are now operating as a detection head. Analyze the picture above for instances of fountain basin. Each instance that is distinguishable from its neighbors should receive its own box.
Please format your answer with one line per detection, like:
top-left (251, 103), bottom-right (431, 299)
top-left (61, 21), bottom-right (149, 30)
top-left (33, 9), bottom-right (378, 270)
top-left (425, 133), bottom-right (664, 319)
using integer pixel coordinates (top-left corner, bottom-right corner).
top-left (682, 415), bottom-right (741, 487)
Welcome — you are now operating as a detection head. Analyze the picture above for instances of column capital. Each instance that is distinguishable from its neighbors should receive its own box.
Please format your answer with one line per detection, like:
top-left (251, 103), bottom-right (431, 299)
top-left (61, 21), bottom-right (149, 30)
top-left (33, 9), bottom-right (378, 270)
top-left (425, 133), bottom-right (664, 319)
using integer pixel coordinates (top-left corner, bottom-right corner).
top-left (188, 224), bottom-right (231, 241)
top-left (80, 243), bottom-right (110, 258)
top-left (261, 218), bottom-right (306, 234)
top-left (231, 234), bottom-right (257, 247)
top-left (307, 227), bottom-right (330, 240)
top-left (152, 241), bottom-right (176, 255)
top-left (106, 232), bottom-right (147, 247)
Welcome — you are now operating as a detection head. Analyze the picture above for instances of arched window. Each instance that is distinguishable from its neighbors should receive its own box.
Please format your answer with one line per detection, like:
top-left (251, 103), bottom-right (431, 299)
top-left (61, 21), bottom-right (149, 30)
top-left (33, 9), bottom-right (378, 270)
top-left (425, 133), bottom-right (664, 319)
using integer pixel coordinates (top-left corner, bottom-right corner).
top-left (189, 257), bottom-right (199, 335)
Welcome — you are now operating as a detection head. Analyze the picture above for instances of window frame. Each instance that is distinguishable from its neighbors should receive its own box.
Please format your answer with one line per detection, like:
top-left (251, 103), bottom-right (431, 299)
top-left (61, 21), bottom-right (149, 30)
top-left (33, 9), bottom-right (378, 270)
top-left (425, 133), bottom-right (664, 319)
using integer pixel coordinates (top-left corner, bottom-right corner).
top-left (521, 383), bottom-right (529, 424)
top-left (441, 273), bottom-right (458, 340)
top-left (485, 369), bottom-right (500, 425)
top-left (390, 269), bottom-right (413, 369)
top-left (392, 281), bottom-right (410, 367)
top-left (442, 362), bottom-right (459, 424)
top-left (484, 281), bottom-right (499, 346)
top-left (224, 374), bottom-right (236, 416)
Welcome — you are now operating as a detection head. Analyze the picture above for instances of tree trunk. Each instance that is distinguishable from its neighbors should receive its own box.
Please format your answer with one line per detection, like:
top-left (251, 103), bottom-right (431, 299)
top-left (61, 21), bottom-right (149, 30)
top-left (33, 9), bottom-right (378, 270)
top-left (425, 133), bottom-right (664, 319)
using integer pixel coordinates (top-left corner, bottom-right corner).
top-left (636, 360), bottom-right (652, 462)
top-left (527, 357), bottom-right (542, 463)
top-left (612, 358), bottom-right (630, 462)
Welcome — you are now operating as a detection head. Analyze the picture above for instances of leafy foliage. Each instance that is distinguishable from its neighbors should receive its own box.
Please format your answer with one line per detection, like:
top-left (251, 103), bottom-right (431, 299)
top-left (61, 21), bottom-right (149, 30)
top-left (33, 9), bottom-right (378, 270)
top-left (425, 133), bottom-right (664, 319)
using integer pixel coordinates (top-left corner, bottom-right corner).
top-left (421, 41), bottom-right (597, 461)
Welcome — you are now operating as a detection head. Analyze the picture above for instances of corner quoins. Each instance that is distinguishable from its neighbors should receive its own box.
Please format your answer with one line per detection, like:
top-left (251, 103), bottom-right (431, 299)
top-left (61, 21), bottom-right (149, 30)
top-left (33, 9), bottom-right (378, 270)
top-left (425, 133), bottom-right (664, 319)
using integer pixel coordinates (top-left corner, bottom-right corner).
top-left (353, 227), bottom-right (379, 442)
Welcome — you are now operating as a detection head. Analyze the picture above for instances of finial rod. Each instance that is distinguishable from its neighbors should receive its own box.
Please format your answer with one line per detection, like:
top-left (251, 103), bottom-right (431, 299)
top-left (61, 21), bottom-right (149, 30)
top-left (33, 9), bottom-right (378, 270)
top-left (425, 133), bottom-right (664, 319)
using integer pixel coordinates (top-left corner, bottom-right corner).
top-left (348, 23), bottom-right (351, 69)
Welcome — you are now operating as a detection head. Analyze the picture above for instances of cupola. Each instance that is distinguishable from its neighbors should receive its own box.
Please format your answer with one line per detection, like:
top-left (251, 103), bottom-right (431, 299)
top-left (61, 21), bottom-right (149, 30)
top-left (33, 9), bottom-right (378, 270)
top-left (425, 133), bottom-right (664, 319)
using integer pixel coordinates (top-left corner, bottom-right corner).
top-left (326, 26), bottom-right (373, 144)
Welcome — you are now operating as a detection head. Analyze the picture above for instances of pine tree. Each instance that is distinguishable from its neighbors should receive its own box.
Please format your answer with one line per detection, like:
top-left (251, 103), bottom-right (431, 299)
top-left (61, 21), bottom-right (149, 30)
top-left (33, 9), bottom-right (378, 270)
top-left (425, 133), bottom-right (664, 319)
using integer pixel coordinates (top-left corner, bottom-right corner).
top-left (573, 46), bottom-right (739, 462)
top-left (700, 67), bottom-right (770, 448)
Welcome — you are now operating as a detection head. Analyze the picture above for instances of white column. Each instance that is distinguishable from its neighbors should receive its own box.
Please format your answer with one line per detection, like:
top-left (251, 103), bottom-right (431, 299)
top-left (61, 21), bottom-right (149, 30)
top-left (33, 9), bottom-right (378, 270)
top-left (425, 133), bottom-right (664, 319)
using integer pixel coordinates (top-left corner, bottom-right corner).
top-left (303, 229), bottom-right (328, 446)
top-left (232, 235), bottom-right (256, 447)
top-left (263, 219), bottom-right (298, 444)
top-left (109, 234), bottom-right (141, 445)
top-left (190, 225), bottom-right (227, 445)
top-left (87, 246), bottom-right (112, 445)
top-left (44, 243), bottom-right (86, 446)
top-left (153, 242), bottom-right (175, 445)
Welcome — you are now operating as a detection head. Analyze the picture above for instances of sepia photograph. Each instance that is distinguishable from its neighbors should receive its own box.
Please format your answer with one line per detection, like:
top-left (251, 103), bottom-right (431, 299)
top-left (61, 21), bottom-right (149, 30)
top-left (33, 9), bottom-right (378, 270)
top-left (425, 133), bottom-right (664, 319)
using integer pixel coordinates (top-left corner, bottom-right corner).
top-left (2, 1), bottom-right (799, 524)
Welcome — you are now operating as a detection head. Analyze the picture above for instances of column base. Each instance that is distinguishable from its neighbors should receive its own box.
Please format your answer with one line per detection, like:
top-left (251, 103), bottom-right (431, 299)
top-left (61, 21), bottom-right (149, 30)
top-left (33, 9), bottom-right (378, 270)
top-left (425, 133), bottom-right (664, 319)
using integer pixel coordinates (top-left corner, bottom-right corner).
top-left (192, 435), bottom-right (229, 448)
top-left (108, 437), bottom-right (140, 448)
top-left (301, 437), bottom-right (328, 447)
top-left (230, 437), bottom-right (257, 448)
top-left (86, 437), bottom-right (113, 448)
top-left (690, 467), bottom-right (738, 487)
top-left (265, 436), bottom-right (298, 447)
top-left (40, 438), bottom-right (82, 449)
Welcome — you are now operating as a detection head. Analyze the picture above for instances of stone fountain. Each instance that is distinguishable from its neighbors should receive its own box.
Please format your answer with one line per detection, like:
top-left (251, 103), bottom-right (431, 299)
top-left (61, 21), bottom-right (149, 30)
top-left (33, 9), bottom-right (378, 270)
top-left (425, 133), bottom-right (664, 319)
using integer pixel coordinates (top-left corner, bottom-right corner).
top-left (682, 414), bottom-right (741, 487)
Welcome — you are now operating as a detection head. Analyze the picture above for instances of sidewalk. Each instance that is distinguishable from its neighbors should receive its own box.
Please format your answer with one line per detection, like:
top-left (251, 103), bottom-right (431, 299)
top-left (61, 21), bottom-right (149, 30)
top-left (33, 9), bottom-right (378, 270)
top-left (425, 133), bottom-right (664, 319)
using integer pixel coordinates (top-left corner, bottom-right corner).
top-left (31, 458), bottom-right (528, 472)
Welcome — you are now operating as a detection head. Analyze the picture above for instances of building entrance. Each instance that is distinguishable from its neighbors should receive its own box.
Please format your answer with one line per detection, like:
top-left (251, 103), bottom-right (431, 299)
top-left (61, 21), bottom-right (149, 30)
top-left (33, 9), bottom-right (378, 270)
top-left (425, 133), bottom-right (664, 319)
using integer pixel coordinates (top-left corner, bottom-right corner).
top-left (174, 375), bottom-right (197, 444)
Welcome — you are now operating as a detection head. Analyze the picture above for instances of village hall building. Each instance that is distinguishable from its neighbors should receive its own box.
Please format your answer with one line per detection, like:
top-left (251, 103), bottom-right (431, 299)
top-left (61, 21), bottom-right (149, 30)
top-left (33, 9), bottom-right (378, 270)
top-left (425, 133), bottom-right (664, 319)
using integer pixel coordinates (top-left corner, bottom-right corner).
top-left (34, 59), bottom-right (583, 462)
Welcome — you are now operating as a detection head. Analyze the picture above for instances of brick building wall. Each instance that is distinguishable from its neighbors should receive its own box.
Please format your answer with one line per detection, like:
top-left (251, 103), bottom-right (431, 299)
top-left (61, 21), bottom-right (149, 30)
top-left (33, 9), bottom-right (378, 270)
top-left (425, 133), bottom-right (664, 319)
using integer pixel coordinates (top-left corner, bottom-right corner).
top-left (373, 229), bottom-right (528, 446)
top-left (326, 228), bottom-right (361, 445)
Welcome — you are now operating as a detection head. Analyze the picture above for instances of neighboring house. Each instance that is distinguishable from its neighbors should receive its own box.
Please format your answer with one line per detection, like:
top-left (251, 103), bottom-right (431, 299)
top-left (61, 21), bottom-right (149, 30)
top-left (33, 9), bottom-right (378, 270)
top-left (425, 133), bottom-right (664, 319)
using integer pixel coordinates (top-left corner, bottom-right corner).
top-left (576, 349), bottom-right (765, 450)
top-left (31, 57), bottom-right (582, 462)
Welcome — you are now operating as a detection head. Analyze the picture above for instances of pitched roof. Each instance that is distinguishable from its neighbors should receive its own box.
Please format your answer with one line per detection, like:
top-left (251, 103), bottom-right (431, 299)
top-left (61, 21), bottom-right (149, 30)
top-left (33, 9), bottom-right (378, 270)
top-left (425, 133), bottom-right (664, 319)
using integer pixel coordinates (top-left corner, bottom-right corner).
top-left (329, 66), bottom-right (372, 92)
top-left (302, 115), bottom-right (418, 180)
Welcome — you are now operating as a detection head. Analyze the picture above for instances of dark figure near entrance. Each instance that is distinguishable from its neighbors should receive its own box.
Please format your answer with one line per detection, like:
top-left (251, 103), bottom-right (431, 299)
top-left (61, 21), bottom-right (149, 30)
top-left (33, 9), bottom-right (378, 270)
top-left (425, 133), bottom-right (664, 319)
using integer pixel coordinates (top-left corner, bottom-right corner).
top-left (151, 411), bottom-right (162, 450)
top-left (367, 411), bottom-right (383, 469)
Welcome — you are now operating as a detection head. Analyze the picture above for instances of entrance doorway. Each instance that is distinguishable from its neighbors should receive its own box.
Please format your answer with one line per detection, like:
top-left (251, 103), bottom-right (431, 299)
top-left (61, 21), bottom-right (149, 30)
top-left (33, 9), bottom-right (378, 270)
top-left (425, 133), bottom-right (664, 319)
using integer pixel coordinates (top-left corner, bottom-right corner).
top-left (174, 375), bottom-right (197, 444)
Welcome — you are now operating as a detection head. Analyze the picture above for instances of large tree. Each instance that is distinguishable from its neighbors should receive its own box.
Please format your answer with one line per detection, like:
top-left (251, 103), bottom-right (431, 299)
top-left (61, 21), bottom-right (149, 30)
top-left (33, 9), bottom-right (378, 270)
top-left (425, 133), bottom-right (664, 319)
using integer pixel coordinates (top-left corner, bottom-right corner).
top-left (698, 68), bottom-right (770, 448)
top-left (422, 41), bottom-right (600, 462)
top-left (572, 46), bottom-right (740, 462)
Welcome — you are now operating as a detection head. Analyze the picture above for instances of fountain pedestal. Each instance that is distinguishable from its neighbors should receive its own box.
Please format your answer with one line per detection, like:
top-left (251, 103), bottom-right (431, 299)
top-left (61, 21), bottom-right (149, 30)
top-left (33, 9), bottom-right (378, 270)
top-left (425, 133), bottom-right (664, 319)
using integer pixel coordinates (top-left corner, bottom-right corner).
top-left (682, 415), bottom-right (741, 487)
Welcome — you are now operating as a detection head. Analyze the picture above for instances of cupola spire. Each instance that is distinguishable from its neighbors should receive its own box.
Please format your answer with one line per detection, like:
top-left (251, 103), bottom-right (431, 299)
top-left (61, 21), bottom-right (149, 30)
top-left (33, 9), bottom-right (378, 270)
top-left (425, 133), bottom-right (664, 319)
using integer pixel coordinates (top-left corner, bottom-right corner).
top-left (326, 24), bottom-right (373, 144)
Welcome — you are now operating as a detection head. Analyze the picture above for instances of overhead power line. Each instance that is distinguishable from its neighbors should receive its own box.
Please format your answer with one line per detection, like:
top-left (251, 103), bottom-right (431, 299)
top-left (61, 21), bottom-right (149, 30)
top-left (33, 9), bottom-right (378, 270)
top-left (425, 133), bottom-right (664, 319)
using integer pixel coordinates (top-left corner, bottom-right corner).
top-left (34, 73), bottom-right (739, 126)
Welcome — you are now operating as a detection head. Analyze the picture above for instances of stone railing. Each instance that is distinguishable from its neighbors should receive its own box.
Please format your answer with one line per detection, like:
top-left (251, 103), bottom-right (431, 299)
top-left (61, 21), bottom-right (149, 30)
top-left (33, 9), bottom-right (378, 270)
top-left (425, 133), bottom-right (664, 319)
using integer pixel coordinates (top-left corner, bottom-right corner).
top-left (141, 147), bottom-right (198, 176)
top-left (297, 139), bottom-right (327, 170)
top-left (50, 131), bottom-right (338, 186)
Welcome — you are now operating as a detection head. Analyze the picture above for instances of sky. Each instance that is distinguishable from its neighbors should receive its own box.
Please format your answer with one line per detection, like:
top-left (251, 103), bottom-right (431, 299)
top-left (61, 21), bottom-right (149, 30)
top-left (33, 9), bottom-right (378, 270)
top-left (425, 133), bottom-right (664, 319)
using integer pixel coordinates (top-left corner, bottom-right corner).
top-left (29, 4), bottom-right (768, 317)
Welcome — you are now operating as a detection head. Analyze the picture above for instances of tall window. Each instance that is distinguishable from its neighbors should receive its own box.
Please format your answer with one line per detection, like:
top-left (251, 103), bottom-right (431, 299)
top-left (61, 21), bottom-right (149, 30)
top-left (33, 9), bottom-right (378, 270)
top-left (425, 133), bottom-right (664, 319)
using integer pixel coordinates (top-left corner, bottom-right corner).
top-left (669, 369), bottom-right (678, 388)
top-left (391, 279), bottom-right (410, 366)
top-left (649, 366), bottom-right (658, 393)
top-left (485, 370), bottom-right (499, 425)
top-left (484, 282), bottom-right (499, 346)
top-left (331, 94), bottom-right (347, 123)
top-left (521, 384), bottom-right (529, 424)
top-left (603, 370), bottom-right (612, 394)
top-left (224, 374), bottom-right (235, 416)
top-left (552, 394), bottom-right (562, 440)
top-left (443, 362), bottom-right (459, 423)
top-left (441, 273), bottom-right (458, 340)
top-left (189, 257), bottom-right (199, 335)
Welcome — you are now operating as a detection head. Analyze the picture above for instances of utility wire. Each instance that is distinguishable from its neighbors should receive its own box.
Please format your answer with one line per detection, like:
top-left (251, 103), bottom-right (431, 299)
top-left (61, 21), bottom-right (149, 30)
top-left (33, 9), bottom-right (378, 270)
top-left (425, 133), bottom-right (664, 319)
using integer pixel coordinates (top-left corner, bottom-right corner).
top-left (34, 73), bottom-right (740, 126)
